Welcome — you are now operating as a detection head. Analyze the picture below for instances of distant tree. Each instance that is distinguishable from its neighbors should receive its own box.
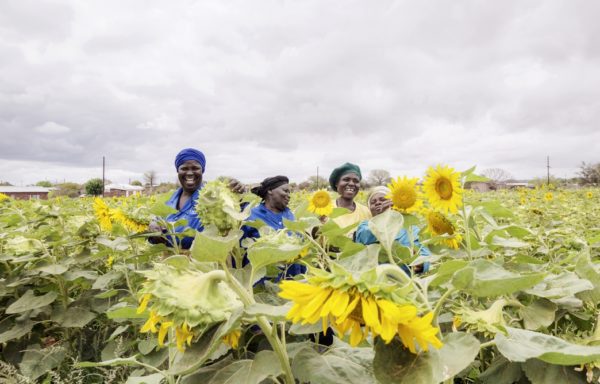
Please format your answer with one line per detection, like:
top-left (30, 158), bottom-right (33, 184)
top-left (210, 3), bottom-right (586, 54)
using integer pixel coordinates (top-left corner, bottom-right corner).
top-left (153, 182), bottom-right (178, 194)
top-left (0, 181), bottom-right (12, 186)
top-left (302, 176), bottom-right (328, 191)
top-left (130, 180), bottom-right (143, 186)
top-left (35, 181), bottom-right (52, 187)
top-left (579, 162), bottom-right (600, 185)
top-left (85, 178), bottom-right (104, 196)
top-left (51, 182), bottom-right (81, 198)
top-left (298, 181), bottom-right (311, 190)
top-left (481, 168), bottom-right (514, 183)
top-left (367, 169), bottom-right (391, 186)
top-left (144, 170), bottom-right (157, 188)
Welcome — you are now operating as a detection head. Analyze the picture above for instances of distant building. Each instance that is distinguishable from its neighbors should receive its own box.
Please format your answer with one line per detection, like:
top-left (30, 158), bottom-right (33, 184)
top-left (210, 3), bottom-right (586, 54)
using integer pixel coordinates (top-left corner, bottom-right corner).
top-left (104, 183), bottom-right (145, 197)
top-left (464, 181), bottom-right (496, 192)
top-left (502, 182), bottom-right (533, 190)
top-left (0, 186), bottom-right (52, 200)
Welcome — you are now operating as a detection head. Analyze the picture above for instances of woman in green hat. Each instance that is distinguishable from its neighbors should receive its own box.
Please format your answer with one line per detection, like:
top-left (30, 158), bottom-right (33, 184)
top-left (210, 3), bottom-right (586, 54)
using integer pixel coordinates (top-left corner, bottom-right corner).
top-left (328, 162), bottom-right (371, 234)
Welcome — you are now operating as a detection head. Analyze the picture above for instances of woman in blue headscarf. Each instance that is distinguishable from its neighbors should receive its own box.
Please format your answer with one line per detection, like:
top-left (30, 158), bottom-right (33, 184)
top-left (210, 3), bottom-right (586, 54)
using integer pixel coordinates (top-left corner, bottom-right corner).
top-left (148, 148), bottom-right (244, 249)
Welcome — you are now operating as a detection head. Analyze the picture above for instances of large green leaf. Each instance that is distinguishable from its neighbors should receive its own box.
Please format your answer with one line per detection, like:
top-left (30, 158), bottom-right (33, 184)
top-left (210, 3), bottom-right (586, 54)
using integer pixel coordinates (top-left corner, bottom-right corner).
top-left (149, 194), bottom-right (178, 216)
top-left (479, 356), bottom-right (523, 384)
top-left (125, 374), bottom-right (165, 384)
top-left (373, 338), bottom-right (441, 384)
top-left (519, 299), bottom-right (557, 330)
top-left (525, 272), bottom-right (593, 304)
top-left (575, 251), bottom-right (600, 304)
top-left (6, 290), bottom-right (58, 314)
top-left (0, 320), bottom-right (34, 343)
top-left (53, 307), bottom-right (97, 328)
top-left (523, 359), bottom-right (587, 384)
top-left (292, 345), bottom-right (376, 384)
top-left (247, 240), bottom-right (305, 272)
top-left (191, 226), bottom-right (241, 263)
top-left (495, 327), bottom-right (600, 365)
top-left (367, 209), bottom-right (404, 257)
top-left (19, 345), bottom-right (67, 380)
top-left (186, 350), bottom-right (283, 384)
top-left (450, 260), bottom-right (545, 297)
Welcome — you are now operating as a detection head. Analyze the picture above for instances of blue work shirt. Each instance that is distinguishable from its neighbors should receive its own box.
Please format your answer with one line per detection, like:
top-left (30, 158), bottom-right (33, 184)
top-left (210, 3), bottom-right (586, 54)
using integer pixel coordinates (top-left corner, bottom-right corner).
top-left (241, 203), bottom-right (305, 278)
top-left (354, 220), bottom-right (430, 273)
top-left (164, 187), bottom-right (204, 249)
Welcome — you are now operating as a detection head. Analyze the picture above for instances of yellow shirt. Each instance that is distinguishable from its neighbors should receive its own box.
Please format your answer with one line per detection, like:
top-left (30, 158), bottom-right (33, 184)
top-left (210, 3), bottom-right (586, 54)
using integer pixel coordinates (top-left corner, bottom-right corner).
top-left (332, 200), bottom-right (372, 236)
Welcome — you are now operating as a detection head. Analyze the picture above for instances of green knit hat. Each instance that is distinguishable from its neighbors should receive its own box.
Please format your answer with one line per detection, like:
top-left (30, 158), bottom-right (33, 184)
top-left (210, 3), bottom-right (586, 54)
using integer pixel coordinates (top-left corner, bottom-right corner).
top-left (329, 162), bottom-right (362, 190)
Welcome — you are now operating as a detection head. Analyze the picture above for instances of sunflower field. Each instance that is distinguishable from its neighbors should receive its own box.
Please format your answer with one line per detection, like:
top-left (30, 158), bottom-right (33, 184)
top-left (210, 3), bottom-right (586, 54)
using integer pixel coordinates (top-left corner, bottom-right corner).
top-left (1, 166), bottom-right (600, 384)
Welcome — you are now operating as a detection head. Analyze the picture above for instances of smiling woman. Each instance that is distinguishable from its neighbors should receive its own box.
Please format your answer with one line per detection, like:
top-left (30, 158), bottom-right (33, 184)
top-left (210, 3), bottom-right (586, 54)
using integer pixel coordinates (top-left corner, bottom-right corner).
top-left (328, 162), bottom-right (371, 235)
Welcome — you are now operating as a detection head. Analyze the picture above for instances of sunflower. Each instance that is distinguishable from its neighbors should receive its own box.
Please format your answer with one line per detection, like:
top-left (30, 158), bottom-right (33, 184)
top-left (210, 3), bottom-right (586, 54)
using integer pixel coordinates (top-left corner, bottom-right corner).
top-left (544, 192), bottom-right (553, 201)
top-left (386, 176), bottom-right (423, 213)
top-left (586, 191), bottom-right (593, 199)
top-left (308, 189), bottom-right (333, 216)
top-left (278, 267), bottom-right (442, 353)
top-left (423, 165), bottom-right (463, 214)
top-left (0, 193), bottom-right (10, 203)
top-left (424, 210), bottom-right (462, 249)
top-left (93, 197), bottom-right (113, 231)
top-left (111, 208), bottom-right (147, 232)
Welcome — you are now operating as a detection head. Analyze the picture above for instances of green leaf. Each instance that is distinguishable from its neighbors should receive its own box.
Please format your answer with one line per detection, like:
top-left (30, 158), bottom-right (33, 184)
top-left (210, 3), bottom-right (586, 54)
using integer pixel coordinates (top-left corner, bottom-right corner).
top-left (479, 356), bottom-right (523, 384)
top-left (191, 226), bottom-right (240, 263)
top-left (92, 271), bottom-right (123, 290)
top-left (495, 327), bottom-right (600, 365)
top-left (437, 332), bottom-right (481, 380)
top-left (430, 260), bottom-right (469, 287)
top-left (53, 307), bottom-right (97, 328)
top-left (337, 244), bottom-right (380, 273)
top-left (247, 240), bottom-right (305, 272)
top-left (523, 359), bottom-right (586, 384)
top-left (451, 260), bottom-right (545, 297)
top-left (519, 299), bottom-right (557, 330)
top-left (35, 263), bottom-right (69, 275)
top-left (96, 236), bottom-right (130, 251)
top-left (525, 272), bottom-right (594, 302)
top-left (293, 345), bottom-right (376, 384)
top-left (106, 305), bottom-right (147, 320)
top-left (367, 209), bottom-right (404, 257)
top-left (20, 345), bottom-right (67, 380)
top-left (575, 251), bottom-right (600, 304)
top-left (491, 236), bottom-right (530, 248)
top-left (373, 338), bottom-right (440, 384)
top-left (76, 356), bottom-right (140, 368)
top-left (186, 350), bottom-right (283, 384)
top-left (6, 290), bottom-right (58, 314)
top-left (125, 373), bottom-right (165, 384)
top-left (283, 217), bottom-right (320, 233)
top-left (476, 201), bottom-right (515, 218)
top-left (0, 320), bottom-right (34, 343)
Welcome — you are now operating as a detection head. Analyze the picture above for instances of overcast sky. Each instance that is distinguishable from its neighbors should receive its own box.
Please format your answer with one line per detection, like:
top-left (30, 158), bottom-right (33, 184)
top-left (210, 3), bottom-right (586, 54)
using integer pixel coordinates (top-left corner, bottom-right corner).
top-left (1, 0), bottom-right (599, 186)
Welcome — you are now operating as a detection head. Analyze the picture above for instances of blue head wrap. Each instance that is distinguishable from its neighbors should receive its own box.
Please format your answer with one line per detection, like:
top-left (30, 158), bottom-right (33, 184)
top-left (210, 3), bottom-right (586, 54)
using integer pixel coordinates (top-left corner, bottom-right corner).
top-left (174, 148), bottom-right (206, 173)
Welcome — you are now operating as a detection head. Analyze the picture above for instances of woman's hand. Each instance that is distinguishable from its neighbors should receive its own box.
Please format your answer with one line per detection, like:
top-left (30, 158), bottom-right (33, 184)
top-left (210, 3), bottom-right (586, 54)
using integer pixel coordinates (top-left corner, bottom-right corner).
top-left (228, 178), bottom-right (247, 194)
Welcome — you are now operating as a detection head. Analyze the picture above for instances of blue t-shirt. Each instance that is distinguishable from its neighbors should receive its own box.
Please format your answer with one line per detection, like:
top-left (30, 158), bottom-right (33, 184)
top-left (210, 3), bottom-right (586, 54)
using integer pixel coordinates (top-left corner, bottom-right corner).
top-left (354, 220), bottom-right (430, 273)
top-left (163, 188), bottom-right (204, 249)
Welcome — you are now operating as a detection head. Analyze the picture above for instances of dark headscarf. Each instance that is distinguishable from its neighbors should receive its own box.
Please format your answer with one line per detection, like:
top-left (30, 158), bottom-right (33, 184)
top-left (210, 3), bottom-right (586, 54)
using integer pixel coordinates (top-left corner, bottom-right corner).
top-left (174, 148), bottom-right (206, 173)
top-left (251, 176), bottom-right (289, 199)
top-left (329, 162), bottom-right (362, 190)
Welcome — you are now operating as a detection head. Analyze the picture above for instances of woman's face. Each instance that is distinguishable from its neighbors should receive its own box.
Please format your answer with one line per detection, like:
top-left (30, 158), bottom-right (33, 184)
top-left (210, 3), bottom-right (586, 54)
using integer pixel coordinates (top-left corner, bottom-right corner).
top-left (369, 192), bottom-right (390, 216)
top-left (336, 172), bottom-right (360, 200)
top-left (267, 183), bottom-right (291, 211)
top-left (177, 160), bottom-right (203, 193)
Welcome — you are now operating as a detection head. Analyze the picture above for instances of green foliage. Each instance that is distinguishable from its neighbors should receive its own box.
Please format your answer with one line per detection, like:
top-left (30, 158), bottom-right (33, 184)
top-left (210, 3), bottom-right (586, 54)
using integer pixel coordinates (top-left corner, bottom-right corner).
top-left (85, 178), bottom-right (104, 196)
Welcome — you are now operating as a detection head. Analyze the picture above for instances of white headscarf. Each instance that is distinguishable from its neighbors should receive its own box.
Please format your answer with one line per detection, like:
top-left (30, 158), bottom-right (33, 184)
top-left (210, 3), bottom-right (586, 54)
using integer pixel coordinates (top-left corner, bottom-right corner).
top-left (367, 186), bottom-right (391, 209)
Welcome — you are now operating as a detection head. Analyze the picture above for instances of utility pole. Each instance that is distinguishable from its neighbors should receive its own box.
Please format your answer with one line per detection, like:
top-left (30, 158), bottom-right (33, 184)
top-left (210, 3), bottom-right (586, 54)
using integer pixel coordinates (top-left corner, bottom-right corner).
top-left (102, 156), bottom-right (105, 197)
top-left (546, 156), bottom-right (550, 186)
top-left (316, 167), bottom-right (319, 190)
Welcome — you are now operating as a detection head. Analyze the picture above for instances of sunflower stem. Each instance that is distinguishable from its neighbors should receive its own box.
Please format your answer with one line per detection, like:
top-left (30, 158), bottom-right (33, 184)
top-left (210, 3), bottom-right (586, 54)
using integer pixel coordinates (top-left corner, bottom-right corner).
top-left (461, 204), bottom-right (473, 260)
top-left (220, 263), bottom-right (294, 384)
top-left (432, 288), bottom-right (455, 326)
top-left (379, 265), bottom-right (431, 311)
